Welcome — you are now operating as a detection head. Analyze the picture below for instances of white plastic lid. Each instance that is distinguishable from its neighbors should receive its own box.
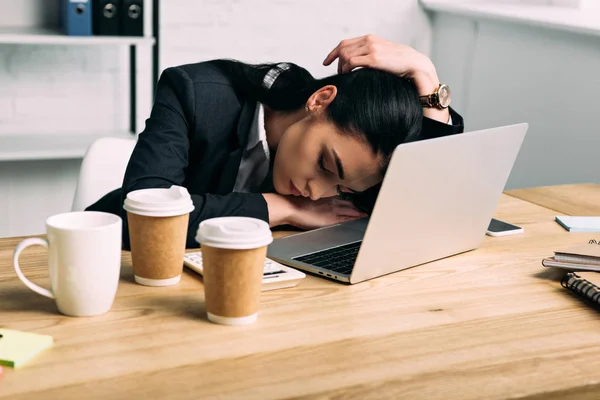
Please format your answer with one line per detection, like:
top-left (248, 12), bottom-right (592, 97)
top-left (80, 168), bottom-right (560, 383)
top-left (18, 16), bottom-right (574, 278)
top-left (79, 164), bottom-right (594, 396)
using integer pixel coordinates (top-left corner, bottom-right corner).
top-left (123, 185), bottom-right (195, 217)
top-left (196, 217), bottom-right (273, 250)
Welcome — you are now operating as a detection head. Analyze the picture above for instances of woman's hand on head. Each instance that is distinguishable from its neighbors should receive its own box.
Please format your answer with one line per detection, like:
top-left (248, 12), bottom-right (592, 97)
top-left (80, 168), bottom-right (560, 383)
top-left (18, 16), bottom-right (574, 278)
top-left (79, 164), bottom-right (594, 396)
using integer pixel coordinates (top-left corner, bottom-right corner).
top-left (322, 34), bottom-right (440, 97)
top-left (324, 34), bottom-right (451, 124)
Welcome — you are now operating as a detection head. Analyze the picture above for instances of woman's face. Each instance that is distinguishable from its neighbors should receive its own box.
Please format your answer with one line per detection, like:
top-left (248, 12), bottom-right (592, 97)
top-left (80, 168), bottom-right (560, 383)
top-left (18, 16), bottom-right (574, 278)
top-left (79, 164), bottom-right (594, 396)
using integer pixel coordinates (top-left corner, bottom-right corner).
top-left (272, 114), bottom-right (383, 200)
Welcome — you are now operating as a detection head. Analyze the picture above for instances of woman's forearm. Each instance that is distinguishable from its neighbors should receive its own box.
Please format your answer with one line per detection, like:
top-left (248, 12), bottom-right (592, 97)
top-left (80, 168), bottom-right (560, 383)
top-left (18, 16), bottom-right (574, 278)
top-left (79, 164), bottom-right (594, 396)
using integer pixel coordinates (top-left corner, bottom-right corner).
top-left (412, 67), bottom-right (451, 125)
top-left (262, 193), bottom-right (295, 227)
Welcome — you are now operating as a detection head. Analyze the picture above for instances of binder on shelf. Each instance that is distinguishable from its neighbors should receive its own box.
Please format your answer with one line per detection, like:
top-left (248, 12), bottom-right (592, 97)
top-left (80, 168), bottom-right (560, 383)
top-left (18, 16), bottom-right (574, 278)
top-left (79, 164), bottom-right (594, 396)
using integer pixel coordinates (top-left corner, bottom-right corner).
top-left (93, 0), bottom-right (122, 36)
top-left (121, 0), bottom-right (144, 37)
top-left (61, 0), bottom-right (93, 36)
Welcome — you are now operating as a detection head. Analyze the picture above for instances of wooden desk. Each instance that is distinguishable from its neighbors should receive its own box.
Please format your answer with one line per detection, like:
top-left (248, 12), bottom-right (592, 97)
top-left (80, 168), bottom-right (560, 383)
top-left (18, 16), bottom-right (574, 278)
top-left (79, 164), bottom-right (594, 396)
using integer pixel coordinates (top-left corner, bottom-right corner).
top-left (2, 186), bottom-right (600, 399)
top-left (507, 183), bottom-right (600, 216)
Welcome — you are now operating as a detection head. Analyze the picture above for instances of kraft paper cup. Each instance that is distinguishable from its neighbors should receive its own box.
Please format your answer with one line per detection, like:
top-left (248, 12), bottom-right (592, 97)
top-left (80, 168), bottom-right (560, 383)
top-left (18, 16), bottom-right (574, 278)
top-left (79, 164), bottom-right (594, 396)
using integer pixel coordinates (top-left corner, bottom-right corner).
top-left (124, 185), bottom-right (194, 287)
top-left (196, 217), bottom-right (273, 326)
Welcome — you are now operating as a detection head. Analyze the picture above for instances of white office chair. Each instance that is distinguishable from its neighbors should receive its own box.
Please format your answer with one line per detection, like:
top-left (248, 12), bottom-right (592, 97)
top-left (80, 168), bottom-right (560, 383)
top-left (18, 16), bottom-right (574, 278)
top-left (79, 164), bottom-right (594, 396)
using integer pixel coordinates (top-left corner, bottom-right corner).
top-left (72, 137), bottom-right (137, 211)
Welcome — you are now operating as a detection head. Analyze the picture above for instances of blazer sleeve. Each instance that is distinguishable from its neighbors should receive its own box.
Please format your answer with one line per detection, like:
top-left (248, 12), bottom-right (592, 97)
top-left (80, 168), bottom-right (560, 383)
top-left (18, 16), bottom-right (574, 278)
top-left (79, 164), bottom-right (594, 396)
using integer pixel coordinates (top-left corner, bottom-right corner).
top-left (120, 67), bottom-right (269, 249)
top-left (420, 107), bottom-right (464, 140)
top-left (345, 107), bottom-right (465, 213)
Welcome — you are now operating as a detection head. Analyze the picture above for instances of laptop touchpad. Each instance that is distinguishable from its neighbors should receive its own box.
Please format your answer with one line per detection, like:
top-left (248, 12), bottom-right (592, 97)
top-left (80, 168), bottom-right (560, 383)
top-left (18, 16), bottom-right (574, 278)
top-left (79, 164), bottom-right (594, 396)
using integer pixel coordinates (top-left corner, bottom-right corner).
top-left (341, 216), bottom-right (369, 232)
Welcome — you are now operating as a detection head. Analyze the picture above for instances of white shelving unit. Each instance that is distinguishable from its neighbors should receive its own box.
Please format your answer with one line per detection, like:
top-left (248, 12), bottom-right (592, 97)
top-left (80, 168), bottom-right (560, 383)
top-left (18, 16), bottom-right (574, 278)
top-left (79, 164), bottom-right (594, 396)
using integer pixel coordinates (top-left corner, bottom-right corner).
top-left (0, 131), bottom-right (136, 162)
top-left (0, 31), bottom-right (154, 161)
top-left (0, 0), bottom-right (160, 238)
top-left (0, 1), bottom-right (159, 162)
top-left (0, 27), bottom-right (155, 46)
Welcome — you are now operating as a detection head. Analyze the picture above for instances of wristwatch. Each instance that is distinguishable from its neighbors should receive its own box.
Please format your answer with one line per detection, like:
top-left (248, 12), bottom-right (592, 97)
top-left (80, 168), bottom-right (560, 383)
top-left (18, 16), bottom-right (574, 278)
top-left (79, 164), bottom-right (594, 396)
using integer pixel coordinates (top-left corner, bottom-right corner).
top-left (419, 84), bottom-right (451, 109)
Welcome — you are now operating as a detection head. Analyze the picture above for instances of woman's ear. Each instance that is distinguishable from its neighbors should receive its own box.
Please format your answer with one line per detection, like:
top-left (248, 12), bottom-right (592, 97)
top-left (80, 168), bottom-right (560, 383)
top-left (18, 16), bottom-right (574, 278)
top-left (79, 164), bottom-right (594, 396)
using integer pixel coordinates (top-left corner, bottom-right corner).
top-left (306, 85), bottom-right (337, 114)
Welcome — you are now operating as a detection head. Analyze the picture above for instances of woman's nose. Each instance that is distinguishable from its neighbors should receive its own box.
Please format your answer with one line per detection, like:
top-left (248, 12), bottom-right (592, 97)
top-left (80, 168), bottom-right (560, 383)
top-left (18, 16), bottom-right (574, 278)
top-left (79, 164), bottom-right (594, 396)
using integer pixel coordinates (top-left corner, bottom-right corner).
top-left (307, 180), bottom-right (337, 200)
top-left (307, 180), bottom-right (322, 200)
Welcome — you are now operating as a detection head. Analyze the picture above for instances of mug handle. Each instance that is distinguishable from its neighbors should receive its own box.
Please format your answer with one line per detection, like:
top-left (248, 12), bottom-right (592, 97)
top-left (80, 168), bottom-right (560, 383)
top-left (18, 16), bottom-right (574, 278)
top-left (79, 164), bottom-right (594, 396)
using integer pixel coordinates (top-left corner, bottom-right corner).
top-left (13, 238), bottom-right (55, 299)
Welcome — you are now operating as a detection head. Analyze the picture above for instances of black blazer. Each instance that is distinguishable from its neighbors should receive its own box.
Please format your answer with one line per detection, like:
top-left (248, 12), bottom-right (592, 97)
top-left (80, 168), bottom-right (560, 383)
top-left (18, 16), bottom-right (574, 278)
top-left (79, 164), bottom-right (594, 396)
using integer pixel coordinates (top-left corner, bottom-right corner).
top-left (87, 61), bottom-right (465, 249)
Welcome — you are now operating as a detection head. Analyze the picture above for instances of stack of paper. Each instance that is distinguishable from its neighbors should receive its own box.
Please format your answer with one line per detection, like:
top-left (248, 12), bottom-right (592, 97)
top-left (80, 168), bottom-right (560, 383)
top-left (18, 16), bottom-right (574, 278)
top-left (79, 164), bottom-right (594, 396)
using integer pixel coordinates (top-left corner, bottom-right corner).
top-left (555, 216), bottom-right (600, 232)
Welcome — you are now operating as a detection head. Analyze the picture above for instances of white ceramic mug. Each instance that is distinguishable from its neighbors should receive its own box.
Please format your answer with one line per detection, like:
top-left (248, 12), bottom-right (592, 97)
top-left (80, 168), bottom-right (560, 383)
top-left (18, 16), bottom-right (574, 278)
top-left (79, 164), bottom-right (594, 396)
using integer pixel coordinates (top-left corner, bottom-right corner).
top-left (13, 211), bottom-right (122, 317)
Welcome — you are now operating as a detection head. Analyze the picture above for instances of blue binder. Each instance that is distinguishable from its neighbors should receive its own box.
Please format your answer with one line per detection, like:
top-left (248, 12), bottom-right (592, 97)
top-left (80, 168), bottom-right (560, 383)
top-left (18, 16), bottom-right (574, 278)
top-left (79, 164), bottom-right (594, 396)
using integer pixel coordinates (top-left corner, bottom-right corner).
top-left (62, 0), bottom-right (93, 36)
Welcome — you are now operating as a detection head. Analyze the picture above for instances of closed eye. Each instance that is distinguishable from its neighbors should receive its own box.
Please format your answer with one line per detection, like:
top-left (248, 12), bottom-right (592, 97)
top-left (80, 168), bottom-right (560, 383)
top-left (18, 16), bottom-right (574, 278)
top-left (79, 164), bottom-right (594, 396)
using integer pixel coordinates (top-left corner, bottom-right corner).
top-left (318, 153), bottom-right (331, 175)
top-left (319, 149), bottom-right (361, 195)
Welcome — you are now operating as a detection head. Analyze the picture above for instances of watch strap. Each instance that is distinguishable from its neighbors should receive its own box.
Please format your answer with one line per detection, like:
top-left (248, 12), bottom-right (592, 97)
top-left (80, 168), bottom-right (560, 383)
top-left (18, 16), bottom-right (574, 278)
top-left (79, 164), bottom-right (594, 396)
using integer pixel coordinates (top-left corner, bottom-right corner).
top-left (419, 90), bottom-right (439, 108)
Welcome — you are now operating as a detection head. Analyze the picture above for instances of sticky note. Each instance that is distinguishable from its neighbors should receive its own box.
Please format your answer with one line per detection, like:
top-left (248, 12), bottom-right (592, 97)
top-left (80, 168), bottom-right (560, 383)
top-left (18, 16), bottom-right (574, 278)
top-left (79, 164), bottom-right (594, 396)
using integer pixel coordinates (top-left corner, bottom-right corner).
top-left (0, 329), bottom-right (53, 368)
top-left (555, 216), bottom-right (600, 233)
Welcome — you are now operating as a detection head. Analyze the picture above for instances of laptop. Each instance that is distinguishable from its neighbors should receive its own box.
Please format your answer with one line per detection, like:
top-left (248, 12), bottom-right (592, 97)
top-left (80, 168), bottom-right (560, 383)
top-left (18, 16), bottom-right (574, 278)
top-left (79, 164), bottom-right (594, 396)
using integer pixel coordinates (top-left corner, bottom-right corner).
top-left (267, 123), bottom-right (528, 284)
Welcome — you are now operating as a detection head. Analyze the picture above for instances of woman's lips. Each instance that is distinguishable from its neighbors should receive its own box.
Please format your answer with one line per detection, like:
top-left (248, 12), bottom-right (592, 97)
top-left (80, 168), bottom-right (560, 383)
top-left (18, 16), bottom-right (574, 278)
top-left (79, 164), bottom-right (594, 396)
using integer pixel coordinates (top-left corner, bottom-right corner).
top-left (290, 180), bottom-right (302, 196)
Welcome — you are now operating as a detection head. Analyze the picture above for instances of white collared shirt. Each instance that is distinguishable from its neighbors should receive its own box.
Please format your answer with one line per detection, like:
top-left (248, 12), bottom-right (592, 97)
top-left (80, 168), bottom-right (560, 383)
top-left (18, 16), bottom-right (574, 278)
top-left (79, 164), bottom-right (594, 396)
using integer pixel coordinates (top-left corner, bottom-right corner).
top-left (232, 103), bottom-right (453, 193)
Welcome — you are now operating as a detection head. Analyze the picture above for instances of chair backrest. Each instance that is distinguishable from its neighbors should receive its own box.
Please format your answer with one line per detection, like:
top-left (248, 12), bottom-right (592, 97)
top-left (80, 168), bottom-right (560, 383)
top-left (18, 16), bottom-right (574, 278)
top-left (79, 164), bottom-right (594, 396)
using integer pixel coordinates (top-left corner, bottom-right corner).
top-left (72, 137), bottom-right (137, 211)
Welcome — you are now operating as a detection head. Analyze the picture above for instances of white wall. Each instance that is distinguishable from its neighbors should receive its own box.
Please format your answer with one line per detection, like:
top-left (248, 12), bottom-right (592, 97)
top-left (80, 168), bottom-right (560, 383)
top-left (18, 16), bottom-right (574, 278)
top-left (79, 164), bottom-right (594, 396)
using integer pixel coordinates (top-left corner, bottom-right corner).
top-left (459, 0), bottom-right (579, 6)
top-left (0, 0), bottom-right (432, 238)
top-left (160, 0), bottom-right (432, 75)
top-left (430, 11), bottom-right (600, 189)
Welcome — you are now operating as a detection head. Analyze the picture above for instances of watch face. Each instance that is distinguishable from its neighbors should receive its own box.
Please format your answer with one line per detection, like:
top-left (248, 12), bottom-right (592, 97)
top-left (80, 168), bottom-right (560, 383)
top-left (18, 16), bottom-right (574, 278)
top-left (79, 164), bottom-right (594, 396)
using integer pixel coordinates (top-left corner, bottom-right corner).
top-left (438, 85), bottom-right (451, 108)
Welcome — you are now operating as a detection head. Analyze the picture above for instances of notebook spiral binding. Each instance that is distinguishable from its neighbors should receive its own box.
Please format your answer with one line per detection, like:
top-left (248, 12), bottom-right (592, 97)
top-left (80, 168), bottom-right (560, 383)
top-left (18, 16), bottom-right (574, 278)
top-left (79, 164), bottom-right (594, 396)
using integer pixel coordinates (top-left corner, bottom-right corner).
top-left (561, 273), bottom-right (600, 307)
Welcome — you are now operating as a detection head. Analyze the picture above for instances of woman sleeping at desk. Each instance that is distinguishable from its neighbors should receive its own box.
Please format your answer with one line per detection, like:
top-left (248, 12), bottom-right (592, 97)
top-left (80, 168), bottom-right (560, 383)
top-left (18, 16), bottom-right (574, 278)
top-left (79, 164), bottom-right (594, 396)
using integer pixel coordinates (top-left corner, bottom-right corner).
top-left (87, 34), bottom-right (464, 249)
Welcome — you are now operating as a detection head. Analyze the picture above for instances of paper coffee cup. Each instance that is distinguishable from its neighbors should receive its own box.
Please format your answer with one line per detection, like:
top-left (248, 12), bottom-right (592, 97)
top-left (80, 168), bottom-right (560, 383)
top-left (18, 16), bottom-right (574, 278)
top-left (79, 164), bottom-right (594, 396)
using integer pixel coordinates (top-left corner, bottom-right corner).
top-left (123, 185), bottom-right (194, 286)
top-left (196, 217), bottom-right (273, 326)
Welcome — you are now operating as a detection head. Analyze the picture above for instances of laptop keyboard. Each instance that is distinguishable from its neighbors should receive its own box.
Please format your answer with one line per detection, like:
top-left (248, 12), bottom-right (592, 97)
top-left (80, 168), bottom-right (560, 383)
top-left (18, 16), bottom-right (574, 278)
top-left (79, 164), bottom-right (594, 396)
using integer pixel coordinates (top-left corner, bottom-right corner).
top-left (293, 241), bottom-right (362, 276)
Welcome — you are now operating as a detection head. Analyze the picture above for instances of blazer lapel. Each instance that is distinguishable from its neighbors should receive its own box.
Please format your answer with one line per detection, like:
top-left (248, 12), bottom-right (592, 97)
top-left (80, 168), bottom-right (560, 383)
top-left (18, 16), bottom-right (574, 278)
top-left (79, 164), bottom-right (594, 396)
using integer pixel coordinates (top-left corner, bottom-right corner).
top-left (215, 99), bottom-right (256, 194)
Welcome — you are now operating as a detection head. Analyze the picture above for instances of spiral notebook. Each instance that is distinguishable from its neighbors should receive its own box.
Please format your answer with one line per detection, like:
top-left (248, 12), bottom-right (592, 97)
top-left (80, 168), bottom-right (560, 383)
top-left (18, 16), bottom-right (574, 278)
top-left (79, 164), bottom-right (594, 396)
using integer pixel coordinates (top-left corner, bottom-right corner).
top-left (561, 272), bottom-right (600, 307)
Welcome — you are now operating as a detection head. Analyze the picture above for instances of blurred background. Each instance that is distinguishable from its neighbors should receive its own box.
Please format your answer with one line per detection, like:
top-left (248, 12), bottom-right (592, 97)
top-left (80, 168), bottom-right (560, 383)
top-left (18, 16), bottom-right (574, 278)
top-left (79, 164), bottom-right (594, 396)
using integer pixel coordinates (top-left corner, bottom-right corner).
top-left (0, 0), bottom-right (599, 237)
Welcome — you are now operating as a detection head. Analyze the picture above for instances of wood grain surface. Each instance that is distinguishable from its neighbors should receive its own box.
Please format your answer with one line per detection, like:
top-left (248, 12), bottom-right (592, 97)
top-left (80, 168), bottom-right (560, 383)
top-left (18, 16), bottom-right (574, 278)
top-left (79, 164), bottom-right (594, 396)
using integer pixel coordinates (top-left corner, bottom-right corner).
top-left (1, 189), bottom-right (600, 399)
top-left (507, 183), bottom-right (600, 216)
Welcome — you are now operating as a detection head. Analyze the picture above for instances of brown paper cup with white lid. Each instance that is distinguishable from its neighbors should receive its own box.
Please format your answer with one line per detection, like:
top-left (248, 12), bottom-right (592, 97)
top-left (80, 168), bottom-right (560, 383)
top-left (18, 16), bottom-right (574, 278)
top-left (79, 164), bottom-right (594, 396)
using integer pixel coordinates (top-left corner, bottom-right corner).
top-left (123, 185), bottom-right (194, 287)
top-left (196, 217), bottom-right (273, 326)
